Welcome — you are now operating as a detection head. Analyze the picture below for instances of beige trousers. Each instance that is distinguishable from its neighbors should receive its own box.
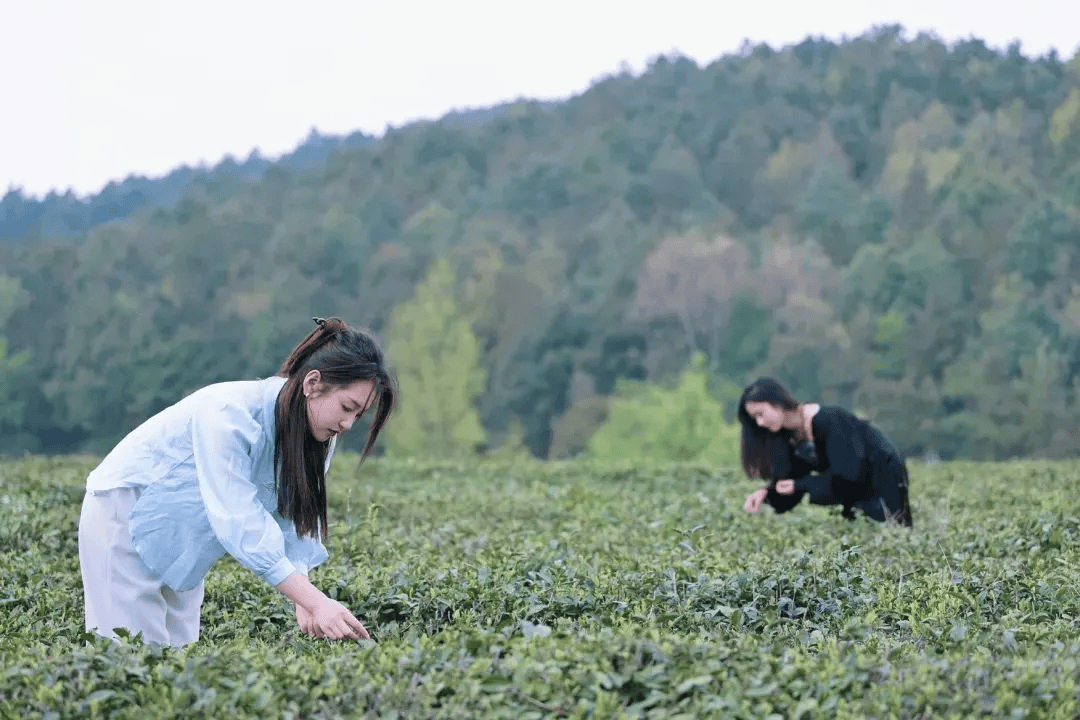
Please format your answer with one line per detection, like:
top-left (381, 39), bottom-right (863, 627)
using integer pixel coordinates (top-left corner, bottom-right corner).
top-left (78, 487), bottom-right (204, 646)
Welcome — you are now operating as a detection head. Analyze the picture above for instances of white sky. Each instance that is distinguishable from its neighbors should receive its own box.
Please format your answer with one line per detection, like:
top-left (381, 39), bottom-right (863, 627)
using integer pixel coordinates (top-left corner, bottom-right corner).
top-left (2, 0), bottom-right (1078, 199)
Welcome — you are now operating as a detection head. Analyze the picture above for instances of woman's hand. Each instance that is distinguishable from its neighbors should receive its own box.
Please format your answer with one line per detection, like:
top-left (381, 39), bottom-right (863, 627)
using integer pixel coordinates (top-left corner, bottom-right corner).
top-left (744, 487), bottom-right (768, 513)
top-left (278, 572), bottom-right (370, 641)
top-left (775, 479), bottom-right (796, 495)
top-left (307, 597), bottom-right (370, 640)
top-left (295, 603), bottom-right (315, 634)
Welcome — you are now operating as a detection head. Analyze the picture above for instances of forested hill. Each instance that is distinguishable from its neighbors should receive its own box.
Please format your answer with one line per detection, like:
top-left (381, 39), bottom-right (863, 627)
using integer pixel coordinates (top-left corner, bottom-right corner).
top-left (2, 26), bottom-right (1079, 461)
top-left (0, 129), bottom-right (377, 242)
top-left (0, 102), bottom-right (546, 243)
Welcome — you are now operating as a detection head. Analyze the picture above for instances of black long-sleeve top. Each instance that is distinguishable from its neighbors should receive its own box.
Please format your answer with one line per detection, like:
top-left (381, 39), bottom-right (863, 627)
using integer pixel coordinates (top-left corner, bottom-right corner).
top-left (764, 406), bottom-right (905, 514)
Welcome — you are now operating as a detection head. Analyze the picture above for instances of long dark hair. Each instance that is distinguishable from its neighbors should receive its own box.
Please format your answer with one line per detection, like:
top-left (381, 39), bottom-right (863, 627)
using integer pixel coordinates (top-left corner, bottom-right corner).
top-left (738, 377), bottom-right (801, 480)
top-left (275, 317), bottom-right (396, 539)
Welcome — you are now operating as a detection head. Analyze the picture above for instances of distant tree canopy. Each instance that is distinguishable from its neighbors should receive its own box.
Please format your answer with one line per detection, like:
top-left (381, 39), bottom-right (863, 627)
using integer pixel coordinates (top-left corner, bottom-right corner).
top-left (0, 129), bottom-right (378, 243)
top-left (586, 353), bottom-right (742, 466)
top-left (383, 258), bottom-right (487, 458)
top-left (3, 27), bottom-right (1079, 461)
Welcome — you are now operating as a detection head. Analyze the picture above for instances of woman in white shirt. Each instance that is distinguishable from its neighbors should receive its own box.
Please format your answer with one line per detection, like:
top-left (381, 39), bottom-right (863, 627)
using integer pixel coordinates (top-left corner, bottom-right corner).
top-left (78, 317), bottom-right (396, 646)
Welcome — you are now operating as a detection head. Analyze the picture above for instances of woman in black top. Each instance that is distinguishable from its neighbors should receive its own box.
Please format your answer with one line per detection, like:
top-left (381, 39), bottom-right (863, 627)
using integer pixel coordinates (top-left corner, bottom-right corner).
top-left (738, 377), bottom-right (912, 527)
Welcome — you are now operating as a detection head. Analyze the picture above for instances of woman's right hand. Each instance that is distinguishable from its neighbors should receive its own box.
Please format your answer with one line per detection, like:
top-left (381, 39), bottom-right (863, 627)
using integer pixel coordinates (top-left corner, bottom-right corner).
top-left (775, 479), bottom-right (796, 495)
top-left (308, 597), bottom-right (370, 640)
top-left (743, 487), bottom-right (768, 514)
top-left (278, 572), bottom-right (370, 641)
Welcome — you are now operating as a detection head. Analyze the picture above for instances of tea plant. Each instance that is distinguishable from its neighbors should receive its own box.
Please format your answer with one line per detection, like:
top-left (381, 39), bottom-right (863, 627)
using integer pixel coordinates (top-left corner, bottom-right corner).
top-left (1, 455), bottom-right (1078, 718)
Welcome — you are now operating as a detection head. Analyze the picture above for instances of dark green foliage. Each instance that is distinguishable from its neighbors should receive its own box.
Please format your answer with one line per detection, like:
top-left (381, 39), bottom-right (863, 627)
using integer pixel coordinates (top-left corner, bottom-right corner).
top-left (2, 28), bottom-right (1079, 460)
top-left (2, 455), bottom-right (1080, 717)
top-left (0, 131), bottom-right (377, 243)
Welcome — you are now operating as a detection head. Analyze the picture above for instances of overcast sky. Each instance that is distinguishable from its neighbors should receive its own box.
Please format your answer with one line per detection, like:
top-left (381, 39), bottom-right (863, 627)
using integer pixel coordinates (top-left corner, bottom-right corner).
top-left (3, 0), bottom-right (1078, 199)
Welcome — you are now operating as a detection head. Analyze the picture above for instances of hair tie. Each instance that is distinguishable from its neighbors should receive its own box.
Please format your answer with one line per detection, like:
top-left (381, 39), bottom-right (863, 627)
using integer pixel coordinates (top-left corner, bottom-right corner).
top-left (313, 317), bottom-right (326, 328)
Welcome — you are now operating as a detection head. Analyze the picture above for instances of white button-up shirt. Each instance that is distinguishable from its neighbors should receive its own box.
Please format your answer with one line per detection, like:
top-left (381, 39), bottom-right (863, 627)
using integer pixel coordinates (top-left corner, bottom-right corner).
top-left (86, 375), bottom-right (331, 591)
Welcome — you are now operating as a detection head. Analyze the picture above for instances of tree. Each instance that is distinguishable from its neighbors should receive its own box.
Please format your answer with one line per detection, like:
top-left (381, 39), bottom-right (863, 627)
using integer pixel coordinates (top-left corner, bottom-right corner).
top-left (383, 258), bottom-right (486, 458)
top-left (0, 276), bottom-right (30, 442)
top-left (4, 30), bottom-right (1080, 460)
top-left (631, 232), bottom-right (752, 365)
top-left (753, 237), bottom-right (857, 403)
top-left (586, 354), bottom-right (741, 466)
top-left (1049, 88), bottom-right (1080, 172)
top-left (0, 276), bottom-right (33, 452)
top-left (938, 274), bottom-right (1078, 459)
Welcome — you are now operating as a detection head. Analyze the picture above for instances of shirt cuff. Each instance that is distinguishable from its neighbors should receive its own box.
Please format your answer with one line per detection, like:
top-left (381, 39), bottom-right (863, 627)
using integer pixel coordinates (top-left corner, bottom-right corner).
top-left (262, 556), bottom-right (298, 587)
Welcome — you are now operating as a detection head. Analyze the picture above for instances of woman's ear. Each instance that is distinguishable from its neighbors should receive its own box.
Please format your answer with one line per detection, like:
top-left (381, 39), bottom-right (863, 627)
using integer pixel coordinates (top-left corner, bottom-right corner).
top-left (302, 369), bottom-right (323, 398)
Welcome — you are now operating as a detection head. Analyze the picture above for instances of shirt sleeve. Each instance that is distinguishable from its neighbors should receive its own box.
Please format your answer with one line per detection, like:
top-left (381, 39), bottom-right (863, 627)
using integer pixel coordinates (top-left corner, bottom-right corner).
top-left (792, 475), bottom-right (843, 505)
top-left (190, 400), bottom-right (297, 586)
top-left (768, 472), bottom-right (842, 511)
top-left (765, 484), bottom-right (806, 513)
top-left (277, 517), bottom-right (329, 576)
top-left (761, 436), bottom-right (807, 512)
top-left (795, 411), bottom-right (869, 503)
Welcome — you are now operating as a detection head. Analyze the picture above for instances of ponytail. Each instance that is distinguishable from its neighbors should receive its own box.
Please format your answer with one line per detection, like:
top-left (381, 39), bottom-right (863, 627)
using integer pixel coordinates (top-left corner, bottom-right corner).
top-left (277, 317), bottom-right (346, 377)
top-left (274, 317), bottom-right (396, 538)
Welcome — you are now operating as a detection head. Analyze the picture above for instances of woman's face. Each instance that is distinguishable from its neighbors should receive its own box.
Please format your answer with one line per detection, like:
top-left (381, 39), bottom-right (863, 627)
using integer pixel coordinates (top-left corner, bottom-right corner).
top-left (304, 375), bottom-right (377, 442)
top-left (744, 400), bottom-right (786, 433)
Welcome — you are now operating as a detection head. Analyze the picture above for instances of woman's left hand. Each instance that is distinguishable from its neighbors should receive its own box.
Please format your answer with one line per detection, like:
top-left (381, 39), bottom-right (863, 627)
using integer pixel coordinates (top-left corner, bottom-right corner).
top-left (775, 479), bottom-right (796, 495)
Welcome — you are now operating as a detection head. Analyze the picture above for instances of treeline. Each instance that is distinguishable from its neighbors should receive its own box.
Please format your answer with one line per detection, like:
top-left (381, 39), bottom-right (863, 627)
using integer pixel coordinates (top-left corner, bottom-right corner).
top-left (0, 129), bottom-right (377, 242)
top-left (2, 26), bottom-right (1079, 461)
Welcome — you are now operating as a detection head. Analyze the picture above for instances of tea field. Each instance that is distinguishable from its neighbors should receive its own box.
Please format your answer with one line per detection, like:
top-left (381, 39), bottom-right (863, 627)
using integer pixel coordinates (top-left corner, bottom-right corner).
top-left (1, 455), bottom-right (1079, 718)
